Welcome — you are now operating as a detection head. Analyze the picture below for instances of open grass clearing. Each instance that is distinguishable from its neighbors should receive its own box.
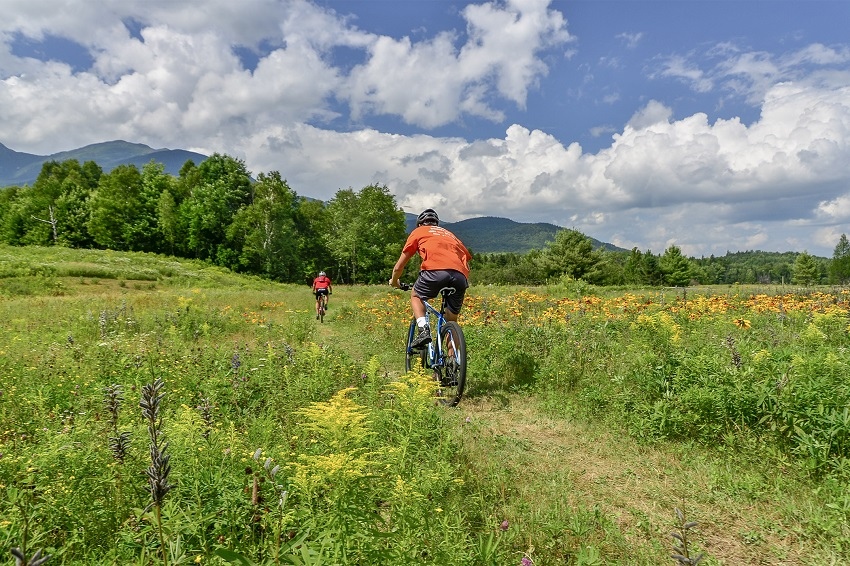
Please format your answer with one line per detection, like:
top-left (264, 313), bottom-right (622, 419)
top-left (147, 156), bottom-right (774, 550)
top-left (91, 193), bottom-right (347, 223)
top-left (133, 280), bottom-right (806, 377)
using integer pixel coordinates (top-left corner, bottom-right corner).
top-left (2, 247), bottom-right (848, 564)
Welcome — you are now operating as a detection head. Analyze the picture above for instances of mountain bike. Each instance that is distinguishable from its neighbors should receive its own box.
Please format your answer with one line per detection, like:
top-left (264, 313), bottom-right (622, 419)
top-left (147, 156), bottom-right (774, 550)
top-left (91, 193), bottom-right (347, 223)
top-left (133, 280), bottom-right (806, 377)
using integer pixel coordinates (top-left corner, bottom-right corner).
top-left (315, 291), bottom-right (329, 323)
top-left (399, 283), bottom-right (467, 406)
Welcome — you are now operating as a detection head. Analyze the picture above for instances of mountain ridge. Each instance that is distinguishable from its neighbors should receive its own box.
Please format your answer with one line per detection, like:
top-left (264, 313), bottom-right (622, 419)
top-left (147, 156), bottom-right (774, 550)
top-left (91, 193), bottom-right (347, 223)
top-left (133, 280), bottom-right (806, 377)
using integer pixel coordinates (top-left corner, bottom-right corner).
top-left (0, 140), bottom-right (208, 187)
top-left (405, 214), bottom-right (624, 254)
top-left (1, 139), bottom-right (623, 254)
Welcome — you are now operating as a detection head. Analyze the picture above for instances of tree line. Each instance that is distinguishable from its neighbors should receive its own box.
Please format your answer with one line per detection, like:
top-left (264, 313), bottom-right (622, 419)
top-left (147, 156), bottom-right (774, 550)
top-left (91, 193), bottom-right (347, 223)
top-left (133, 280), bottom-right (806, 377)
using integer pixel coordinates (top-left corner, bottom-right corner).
top-left (0, 155), bottom-right (406, 284)
top-left (1, 154), bottom-right (848, 287)
top-left (474, 239), bottom-right (845, 287)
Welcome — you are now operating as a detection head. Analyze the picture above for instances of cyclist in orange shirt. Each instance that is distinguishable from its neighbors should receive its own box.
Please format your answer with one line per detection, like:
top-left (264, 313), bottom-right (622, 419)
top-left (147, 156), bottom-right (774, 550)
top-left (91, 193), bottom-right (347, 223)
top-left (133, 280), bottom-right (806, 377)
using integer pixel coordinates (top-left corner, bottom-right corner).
top-left (389, 208), bottom-right (472, 348)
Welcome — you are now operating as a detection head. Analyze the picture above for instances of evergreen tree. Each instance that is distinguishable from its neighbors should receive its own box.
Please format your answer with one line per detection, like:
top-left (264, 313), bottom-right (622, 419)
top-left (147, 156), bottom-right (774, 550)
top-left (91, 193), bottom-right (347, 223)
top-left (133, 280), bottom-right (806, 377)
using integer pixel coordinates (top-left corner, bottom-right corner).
top-left (538, 229), bottom-right (607, 283)
top-left (660, 245), bottom-right (693, 287)
top-left (623, 247), bottom-right (644, 285)
top-left (639, 250), bottom-right (665, 286)
top-left (792, 251), bottom-right (820, 285)
top-left (829, 234), bottom-right (850, 284)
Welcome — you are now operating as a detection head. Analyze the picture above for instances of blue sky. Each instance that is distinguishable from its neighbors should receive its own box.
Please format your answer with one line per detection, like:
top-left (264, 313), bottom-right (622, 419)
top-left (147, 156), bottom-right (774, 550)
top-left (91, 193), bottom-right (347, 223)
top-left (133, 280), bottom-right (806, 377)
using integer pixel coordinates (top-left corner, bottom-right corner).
top-left (1, 0), bottom-right (849, 257)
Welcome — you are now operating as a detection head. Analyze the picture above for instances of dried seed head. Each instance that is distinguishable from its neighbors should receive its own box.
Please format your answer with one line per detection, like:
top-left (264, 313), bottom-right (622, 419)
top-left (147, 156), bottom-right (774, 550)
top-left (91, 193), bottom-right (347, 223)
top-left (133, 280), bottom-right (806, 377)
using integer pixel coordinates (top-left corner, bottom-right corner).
top-left (109, 431), bottom-right (132, 464)
top-left (140, 378), bottom-right (173, 508)
top-left (103, 384), bottom-right (125, 431)
top-left (11, 547), bottom-right (50, 566)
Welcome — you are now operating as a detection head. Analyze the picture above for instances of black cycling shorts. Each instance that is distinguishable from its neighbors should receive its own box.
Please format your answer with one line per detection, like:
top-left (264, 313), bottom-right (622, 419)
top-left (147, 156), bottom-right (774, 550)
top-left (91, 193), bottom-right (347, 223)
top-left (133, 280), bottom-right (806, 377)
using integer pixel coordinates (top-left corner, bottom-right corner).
top-left (314, 288), bottom-right (329, 297)
top-left (413, 269), bottom-right (468, 315)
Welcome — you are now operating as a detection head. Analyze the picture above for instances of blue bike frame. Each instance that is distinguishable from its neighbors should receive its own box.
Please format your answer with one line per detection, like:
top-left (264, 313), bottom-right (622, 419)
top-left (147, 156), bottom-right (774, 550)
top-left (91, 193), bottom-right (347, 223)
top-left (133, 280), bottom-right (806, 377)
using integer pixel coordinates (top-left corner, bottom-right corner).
top-left (406, 293), bottom-right (450, 370)
top-left (400, 283), bottom-right (467, 406)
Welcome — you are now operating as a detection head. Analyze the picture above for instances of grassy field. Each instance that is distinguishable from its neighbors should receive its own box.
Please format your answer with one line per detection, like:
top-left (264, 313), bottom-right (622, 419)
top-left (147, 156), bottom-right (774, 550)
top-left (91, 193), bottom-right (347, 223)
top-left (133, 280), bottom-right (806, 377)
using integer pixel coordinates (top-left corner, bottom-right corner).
top-left (1, 245), bottom-right (849, 565)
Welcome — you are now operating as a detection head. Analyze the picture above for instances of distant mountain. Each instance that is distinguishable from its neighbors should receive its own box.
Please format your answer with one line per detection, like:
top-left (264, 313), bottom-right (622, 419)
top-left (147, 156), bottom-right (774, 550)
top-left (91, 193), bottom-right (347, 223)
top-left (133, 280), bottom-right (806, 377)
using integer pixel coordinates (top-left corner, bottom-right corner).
top-left (405, 213), bottom-right (625, 254)
top-left (0, 140), bottom-right (208, 187)
top-left (1, 139), bottom-right (622, 254)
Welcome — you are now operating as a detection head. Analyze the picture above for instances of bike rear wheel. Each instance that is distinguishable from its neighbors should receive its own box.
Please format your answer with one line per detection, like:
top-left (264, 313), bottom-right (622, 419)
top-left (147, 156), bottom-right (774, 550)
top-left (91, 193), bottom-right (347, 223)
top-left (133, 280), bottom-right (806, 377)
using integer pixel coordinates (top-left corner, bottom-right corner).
top-left (404, 319), bottom-right (427, 372)
top-left (436, 321), bottom-right (466, 407)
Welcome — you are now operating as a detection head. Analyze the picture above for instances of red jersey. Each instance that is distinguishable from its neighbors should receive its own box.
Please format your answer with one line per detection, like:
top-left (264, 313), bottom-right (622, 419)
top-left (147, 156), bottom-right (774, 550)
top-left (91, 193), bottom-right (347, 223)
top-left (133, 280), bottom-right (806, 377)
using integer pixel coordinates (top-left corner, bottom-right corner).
top-left (312, 275), bottom-right (331, 290)
top-left (402, 225), bottom-right (471, 278)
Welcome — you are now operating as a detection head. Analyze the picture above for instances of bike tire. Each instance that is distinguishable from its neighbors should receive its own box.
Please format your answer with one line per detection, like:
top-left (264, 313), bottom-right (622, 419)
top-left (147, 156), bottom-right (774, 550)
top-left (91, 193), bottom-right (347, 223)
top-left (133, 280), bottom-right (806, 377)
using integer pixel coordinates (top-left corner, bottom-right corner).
top-left (404, 319), bottom-right (427, 372)
top-left (319, 297), bottom-right (326, 323)
top-left (436, 321), bottom-right (466, 407)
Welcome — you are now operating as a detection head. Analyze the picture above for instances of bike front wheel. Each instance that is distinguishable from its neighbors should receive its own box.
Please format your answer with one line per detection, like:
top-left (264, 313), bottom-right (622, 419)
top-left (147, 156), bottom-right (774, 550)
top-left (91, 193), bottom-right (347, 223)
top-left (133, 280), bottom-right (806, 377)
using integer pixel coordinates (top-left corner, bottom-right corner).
top-left (436, 321), bottom-right (466, 407)
top-left (320, 296), bottom-right (328, 323)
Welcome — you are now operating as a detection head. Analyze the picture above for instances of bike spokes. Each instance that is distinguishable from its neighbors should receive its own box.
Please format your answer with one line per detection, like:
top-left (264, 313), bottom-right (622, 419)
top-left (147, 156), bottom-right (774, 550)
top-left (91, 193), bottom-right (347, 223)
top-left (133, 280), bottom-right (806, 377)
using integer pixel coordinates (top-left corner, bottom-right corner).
top-left (435, 321), bottom-right (466, 406)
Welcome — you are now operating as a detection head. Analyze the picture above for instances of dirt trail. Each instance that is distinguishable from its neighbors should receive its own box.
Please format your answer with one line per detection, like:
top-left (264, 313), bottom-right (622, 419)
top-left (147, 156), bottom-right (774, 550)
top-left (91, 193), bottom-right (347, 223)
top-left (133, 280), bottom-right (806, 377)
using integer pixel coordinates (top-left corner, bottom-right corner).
top-left (454, 395), bottom-right (809, 565)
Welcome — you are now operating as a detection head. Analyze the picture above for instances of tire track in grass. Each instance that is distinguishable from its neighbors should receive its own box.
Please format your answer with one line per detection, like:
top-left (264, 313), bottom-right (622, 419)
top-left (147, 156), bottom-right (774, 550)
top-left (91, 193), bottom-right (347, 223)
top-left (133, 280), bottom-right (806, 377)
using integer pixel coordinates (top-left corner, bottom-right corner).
top-left (452, 394), bottom-right (814, 565)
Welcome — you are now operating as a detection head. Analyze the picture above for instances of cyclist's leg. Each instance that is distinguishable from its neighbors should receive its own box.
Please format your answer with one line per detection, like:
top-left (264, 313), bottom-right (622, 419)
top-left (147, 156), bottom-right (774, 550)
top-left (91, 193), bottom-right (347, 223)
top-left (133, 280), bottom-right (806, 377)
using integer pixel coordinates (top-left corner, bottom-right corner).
top-left (442, 270), bottom-right (468, 323)
top-left (411, 274), bottom-right (444, 347)
top-left (412, 271), bottom-right (447, 318)
top-left (405, 318), bottom-right (428, 371)
top-left (410, 288), bottom-right (427, 319)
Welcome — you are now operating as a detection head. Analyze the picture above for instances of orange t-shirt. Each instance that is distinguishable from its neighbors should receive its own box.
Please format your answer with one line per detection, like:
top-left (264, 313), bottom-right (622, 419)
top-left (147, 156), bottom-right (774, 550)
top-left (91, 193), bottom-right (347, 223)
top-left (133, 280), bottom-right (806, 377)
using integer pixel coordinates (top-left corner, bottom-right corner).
top-left (403, 225), bottom-right (471, 278)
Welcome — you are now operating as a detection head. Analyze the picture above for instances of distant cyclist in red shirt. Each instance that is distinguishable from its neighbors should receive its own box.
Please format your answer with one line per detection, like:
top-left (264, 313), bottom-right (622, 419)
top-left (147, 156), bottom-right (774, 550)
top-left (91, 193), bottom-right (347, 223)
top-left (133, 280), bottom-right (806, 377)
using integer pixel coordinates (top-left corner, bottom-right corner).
top-left (312, 271), bottom-right (332, 319)
top-left (389, 208), bottom-right (472, 348)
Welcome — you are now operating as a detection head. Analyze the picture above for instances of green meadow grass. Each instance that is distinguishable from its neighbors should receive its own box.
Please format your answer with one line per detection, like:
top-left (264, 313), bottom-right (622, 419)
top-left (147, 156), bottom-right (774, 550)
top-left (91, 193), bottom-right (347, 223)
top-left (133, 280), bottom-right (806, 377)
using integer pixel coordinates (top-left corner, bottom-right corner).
top-left (1, 246), bottom-right (848, 565)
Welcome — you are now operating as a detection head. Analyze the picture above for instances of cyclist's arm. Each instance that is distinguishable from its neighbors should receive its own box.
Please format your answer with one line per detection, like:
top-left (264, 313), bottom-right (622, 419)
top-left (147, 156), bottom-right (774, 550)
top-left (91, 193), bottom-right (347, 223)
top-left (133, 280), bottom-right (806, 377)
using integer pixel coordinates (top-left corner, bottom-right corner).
top-left (390, 250), bottom-right (415, 287)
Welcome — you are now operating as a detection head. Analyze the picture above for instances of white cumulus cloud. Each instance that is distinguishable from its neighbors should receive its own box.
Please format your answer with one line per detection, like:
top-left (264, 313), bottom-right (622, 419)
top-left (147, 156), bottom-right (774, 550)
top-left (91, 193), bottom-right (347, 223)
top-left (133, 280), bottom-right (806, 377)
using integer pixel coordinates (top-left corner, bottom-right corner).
top-left (0, 0), bottom-right (849, 257)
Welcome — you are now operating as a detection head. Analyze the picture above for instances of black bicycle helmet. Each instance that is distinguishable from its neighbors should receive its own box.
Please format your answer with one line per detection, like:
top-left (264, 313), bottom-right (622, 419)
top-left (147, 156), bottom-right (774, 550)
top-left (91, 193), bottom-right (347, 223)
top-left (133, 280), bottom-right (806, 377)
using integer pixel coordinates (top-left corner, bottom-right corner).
top-left (417, 208), bottom-right (439, 226)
